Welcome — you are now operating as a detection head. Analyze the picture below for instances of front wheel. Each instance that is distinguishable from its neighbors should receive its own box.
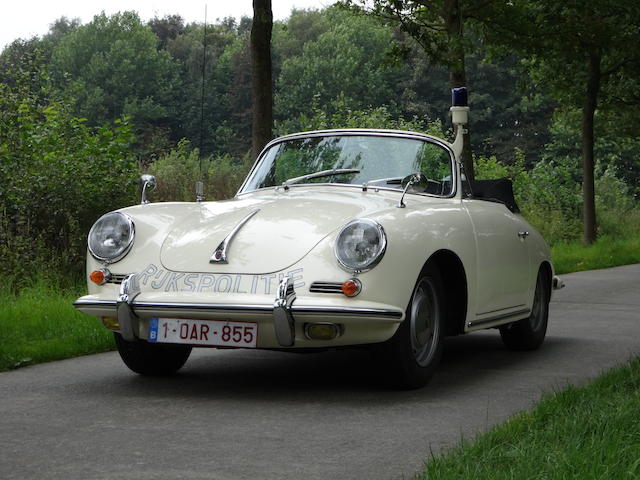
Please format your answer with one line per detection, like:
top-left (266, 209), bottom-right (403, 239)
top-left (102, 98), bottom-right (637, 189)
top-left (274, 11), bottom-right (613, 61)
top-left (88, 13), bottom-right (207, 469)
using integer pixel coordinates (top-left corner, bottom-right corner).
top-left (114, 333), bottom-right (192, 376)
top-left (378, 265), bottom-right (445, 389)
top-left (499, 269), bottom-right (549, 350)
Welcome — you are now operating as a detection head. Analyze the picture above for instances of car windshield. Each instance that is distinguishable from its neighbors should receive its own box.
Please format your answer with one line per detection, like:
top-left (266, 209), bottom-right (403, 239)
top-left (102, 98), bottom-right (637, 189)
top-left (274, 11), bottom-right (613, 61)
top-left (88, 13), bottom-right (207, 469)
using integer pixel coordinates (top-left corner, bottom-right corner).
top-left (239, 134), bottom-right (454, 196)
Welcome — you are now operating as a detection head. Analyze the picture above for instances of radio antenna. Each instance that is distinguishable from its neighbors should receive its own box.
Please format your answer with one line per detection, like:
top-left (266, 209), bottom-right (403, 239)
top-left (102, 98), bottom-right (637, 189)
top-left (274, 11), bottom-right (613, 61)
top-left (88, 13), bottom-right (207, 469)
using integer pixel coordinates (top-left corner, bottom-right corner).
top-left (196, 4), bottom-right (208, 202)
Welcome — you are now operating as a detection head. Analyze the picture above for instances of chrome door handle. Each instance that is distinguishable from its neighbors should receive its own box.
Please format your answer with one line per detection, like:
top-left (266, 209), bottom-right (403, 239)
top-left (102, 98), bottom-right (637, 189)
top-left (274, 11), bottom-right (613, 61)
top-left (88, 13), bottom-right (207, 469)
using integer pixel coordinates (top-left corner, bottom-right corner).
top-left (518, 231), bottom-right (530, 239)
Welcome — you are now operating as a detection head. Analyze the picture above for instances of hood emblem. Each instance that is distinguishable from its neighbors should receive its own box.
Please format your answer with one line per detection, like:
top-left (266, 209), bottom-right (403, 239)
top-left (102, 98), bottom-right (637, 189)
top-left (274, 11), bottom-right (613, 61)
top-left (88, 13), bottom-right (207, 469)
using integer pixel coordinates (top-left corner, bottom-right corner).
top-left (210, 209), bottom-right (260, 264)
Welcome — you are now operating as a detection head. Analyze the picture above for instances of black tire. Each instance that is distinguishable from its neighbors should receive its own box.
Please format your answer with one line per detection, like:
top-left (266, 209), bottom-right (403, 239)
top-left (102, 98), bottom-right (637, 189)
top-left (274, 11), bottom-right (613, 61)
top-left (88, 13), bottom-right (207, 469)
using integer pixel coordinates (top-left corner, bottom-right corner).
top-left (499, 269), bottom-right (549, 350)
top-left (379, 264), bottom-right (445, 390)
top-left (114, 333), bottom-right (192, 376)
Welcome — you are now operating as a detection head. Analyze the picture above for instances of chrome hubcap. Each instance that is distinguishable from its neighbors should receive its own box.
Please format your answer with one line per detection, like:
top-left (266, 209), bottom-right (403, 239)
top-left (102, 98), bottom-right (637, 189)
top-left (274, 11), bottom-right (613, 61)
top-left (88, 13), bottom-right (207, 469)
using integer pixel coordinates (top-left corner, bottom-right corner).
top-left (410, 278), bottom-right (440, 367)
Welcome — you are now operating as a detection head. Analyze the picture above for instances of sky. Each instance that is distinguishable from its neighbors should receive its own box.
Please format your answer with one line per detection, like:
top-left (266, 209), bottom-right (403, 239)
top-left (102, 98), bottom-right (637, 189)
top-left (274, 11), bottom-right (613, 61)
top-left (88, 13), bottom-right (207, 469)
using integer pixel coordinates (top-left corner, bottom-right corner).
top-left (0, 0), bottom-right (336, 50)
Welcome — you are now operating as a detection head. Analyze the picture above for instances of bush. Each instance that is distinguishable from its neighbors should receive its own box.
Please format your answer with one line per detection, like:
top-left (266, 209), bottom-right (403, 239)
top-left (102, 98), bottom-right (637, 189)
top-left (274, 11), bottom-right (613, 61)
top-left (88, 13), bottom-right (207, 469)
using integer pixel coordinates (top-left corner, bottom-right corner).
top-left (147, 139), bottom-right (251, 202)
top-left (0, 54), bottom-right (139, 289)
top-left (474, 152), bottom-right (639, 245)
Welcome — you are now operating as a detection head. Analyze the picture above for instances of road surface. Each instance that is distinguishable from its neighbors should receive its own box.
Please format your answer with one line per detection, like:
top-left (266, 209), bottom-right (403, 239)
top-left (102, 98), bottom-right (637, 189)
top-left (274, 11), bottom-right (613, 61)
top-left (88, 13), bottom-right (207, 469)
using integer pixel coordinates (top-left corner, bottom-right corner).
top-left (1, 264), bottom-right (639, 479)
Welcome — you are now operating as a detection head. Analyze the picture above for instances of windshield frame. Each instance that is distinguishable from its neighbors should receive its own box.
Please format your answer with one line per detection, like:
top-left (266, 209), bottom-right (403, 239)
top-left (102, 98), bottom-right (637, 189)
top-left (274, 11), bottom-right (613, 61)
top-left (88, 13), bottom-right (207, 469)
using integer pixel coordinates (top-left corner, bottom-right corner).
top-left (236, 129), bottom-right (458, 199)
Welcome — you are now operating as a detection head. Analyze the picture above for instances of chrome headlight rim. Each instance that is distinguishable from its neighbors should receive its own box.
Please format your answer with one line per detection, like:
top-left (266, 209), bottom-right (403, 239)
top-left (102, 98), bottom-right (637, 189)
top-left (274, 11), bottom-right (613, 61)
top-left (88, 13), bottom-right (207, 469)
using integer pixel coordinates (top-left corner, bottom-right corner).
top-left (88, 212), bottom-right (135, 264)
top-left (334, 218), bottom-right (387, 273)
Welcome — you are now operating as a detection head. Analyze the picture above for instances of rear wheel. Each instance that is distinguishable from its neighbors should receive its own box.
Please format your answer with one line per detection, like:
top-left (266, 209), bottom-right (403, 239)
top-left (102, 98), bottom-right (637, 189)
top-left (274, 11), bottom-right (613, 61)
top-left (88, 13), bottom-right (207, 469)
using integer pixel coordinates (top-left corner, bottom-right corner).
top-left (114, 333), bottom-right (192, 376)
top-left (379, 264), bottom-right (445, 389)
top-left (499, 269), bottom-right (549, 350)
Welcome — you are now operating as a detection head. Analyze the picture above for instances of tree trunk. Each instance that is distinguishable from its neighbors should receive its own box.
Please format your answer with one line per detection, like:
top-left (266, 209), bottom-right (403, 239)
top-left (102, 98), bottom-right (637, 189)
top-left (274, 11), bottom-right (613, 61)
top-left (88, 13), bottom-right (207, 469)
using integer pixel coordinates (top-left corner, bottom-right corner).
top-left (581, 50), bottom-right (601, 245)
top-left (250, 0), bottom-right (273, 160)
top-left (443, 0), bottom-right (474, 181)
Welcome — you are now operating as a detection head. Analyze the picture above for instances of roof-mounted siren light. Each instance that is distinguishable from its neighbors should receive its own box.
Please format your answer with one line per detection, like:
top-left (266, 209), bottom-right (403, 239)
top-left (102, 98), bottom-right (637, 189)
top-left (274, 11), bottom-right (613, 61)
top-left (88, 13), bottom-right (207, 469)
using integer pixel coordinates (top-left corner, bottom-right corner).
top-left (450, 87), bottom-right (469, 160)
top-left (450, 87), bottom-right (469, 126)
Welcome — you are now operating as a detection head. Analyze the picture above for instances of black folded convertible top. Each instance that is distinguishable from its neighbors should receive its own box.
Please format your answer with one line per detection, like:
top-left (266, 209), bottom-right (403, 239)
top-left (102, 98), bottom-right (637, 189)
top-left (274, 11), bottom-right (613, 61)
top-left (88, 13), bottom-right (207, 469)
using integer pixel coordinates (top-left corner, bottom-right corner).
top-left (469, 178), bottom-right (520, 213)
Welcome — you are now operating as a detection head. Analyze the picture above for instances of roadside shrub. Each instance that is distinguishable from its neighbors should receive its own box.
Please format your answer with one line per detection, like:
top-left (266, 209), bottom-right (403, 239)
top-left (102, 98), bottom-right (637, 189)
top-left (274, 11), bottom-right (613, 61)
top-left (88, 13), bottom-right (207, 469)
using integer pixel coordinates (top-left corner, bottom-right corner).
top-left (474, 153), bottom-right (638, 245)
top-left (0, 54), bottom-right (139, 289)
top-left (147, 139), bottom-right (251, 202)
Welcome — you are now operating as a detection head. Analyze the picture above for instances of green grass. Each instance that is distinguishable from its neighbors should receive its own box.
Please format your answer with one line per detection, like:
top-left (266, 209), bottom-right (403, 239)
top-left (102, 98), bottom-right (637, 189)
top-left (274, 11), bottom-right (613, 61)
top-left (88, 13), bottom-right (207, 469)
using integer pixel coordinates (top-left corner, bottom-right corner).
top-left (419, 357), bottom-right (640, 479)
top-left (552, 234), bottom-right (640, 275)
top-left (0, 282), bottom-right (114, 371)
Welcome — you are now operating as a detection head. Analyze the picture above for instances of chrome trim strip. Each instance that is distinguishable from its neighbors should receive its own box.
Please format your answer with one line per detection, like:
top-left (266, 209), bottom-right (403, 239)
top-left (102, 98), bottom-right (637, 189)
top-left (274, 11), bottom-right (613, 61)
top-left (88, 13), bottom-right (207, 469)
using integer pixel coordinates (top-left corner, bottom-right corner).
top-left (209, 209), bottom-right (260, 264)
top-left (134, 302), bottom-right (273, 313)
top-left (74, 300), bottom-right (117, 308)
top-left (476, 304), bottom-right (527, 316)
top-left (74, 299), bottom-right (403, 320)
top-left (467, 308), bottom-right (530, 328)
top-left (309, 282), bottom-right (343, 293)
top-left (292, 306), bottom-right (402, 319)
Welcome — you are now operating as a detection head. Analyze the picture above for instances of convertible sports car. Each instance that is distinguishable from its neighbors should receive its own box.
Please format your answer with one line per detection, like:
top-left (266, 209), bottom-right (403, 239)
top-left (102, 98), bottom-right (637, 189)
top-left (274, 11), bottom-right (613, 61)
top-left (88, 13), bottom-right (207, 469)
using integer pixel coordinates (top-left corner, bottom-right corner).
top-left (74, 88), bottom-right (562, 388)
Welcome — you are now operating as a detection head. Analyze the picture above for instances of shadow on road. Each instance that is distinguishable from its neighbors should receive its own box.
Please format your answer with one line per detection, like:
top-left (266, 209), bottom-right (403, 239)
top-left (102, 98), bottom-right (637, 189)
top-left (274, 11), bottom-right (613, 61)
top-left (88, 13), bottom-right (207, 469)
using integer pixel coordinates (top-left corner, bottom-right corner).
top-left (103, 331), bottom-right (574, 403)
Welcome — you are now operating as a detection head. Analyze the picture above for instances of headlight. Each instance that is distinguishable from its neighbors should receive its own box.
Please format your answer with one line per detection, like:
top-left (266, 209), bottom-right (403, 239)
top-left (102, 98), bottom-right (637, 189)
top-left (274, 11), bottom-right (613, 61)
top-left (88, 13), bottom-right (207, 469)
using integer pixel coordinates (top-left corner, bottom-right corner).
top-left (334, 219), bottom-right (386, 272)
top-left (88, 212), bottom-right (135, 263)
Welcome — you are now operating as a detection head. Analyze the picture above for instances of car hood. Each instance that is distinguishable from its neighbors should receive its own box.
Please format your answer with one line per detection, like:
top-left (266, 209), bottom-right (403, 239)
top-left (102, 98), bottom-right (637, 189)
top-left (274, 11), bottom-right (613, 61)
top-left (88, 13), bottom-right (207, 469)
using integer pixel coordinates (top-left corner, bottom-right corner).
top-left (159, 187), bottom-right (402, 274)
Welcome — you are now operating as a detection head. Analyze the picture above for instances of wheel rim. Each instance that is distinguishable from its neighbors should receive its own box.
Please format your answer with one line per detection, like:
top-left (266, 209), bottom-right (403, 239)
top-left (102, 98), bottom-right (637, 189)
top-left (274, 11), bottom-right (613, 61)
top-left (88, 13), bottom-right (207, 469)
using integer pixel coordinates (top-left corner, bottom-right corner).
top-left (410, 277), bottom-right (440, 367)
top-left (529, 276), bottom-right (544, 331)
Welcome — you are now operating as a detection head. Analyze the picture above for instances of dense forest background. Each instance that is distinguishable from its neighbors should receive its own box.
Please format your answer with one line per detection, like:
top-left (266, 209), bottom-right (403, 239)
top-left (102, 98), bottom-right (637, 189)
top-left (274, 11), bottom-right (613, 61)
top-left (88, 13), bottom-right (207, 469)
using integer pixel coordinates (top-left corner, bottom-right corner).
top-left (1, 5), bottom-right (639, 287)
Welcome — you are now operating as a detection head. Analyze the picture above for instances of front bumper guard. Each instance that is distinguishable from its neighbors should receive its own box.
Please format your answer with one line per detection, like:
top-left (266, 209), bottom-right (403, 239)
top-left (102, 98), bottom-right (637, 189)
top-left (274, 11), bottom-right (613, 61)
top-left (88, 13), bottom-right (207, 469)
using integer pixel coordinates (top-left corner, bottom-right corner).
top-left (95, 273), bottom-right (403, 347)
top-left (273, 276), bottom-right (296, 347)
top-left (117, 274), bottom-right (141, 341)
top-left (81, 274), bottom-right (403, 347)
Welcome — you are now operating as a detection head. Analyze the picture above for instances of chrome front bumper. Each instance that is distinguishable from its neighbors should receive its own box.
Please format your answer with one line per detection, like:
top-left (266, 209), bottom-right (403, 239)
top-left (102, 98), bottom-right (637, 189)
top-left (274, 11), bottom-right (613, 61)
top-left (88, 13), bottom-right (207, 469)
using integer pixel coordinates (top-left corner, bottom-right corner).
top-left (74, 274), bottom-right (403, 347)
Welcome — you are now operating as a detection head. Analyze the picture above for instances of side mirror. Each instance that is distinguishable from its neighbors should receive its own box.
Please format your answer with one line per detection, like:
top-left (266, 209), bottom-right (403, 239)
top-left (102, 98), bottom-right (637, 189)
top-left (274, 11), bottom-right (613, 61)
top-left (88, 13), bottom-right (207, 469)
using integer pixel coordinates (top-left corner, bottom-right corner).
top-left (140, 174), bottom-right (156, 204)
top-left (397, 173), bottom-right (429, 208)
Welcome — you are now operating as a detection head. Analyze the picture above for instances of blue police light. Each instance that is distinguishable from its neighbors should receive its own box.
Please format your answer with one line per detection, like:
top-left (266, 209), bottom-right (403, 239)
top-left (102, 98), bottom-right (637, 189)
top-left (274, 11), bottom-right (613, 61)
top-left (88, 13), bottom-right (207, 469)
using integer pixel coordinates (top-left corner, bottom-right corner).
top-left (452, 87), bottom-right (468, 107)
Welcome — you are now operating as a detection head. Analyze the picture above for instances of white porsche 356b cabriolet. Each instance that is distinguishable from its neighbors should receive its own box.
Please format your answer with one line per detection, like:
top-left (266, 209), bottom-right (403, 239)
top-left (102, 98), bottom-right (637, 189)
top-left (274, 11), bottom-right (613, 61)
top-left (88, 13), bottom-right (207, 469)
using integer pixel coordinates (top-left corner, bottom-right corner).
top-left (75, 88), bottom-right (562, 389)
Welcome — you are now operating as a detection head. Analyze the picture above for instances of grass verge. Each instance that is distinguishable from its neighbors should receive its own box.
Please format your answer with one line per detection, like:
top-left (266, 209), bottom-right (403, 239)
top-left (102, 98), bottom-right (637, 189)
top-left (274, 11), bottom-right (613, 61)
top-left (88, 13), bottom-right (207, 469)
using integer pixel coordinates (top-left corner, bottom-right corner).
top-left (0, 282), bottom-right (114, 371)
top-left (552, 234), bottom-right (640, 275)
top-left (419, 357), bottom-right (640, 479)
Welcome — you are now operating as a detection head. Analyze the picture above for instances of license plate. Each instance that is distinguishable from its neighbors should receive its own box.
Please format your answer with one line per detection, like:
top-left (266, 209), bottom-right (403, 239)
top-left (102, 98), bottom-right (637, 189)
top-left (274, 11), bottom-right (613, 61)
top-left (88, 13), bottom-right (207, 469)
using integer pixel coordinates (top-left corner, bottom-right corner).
top-left (148, 318), bottom-right (257, 348)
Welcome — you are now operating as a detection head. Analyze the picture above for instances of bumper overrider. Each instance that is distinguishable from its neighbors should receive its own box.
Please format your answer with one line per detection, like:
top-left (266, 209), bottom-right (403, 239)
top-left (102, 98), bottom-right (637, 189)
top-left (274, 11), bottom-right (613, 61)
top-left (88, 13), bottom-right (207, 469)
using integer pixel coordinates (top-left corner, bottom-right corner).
top-left (74, 273), bottom-right (404, 348)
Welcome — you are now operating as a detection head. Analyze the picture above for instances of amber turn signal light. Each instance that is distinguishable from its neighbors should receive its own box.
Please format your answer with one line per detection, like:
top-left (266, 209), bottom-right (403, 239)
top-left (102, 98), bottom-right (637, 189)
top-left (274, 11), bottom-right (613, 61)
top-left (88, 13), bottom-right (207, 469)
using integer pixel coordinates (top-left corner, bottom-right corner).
top-left (341, 278), bottom-right (361, 297)
top-left (90, 269), bottom-right (110, 285)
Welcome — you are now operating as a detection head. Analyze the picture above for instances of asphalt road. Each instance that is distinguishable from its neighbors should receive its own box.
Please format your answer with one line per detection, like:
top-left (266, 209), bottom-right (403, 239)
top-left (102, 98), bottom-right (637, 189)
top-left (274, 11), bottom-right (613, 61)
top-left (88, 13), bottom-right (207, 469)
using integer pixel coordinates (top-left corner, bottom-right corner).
top-left (1, 264), bottom-right (639, 480)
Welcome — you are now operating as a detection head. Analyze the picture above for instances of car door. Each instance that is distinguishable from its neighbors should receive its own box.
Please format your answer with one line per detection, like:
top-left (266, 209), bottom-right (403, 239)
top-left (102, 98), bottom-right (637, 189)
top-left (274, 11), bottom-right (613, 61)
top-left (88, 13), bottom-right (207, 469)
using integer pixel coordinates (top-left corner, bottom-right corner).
top-left (463, 198), bottom-right (531, 322)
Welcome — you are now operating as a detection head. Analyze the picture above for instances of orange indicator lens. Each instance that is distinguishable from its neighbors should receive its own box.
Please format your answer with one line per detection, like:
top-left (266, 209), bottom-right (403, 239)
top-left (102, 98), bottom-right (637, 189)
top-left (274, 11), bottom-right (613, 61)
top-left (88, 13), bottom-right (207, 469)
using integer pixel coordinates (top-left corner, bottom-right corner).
top-left (341, 279), bottom-right (361, 297)
top-left (90, 269), bottom-right (108, 285)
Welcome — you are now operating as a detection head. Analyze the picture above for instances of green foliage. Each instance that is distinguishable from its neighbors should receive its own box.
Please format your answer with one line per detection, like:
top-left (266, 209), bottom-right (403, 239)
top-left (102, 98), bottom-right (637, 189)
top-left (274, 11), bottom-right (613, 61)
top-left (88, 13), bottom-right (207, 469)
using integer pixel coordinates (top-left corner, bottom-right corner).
top-left (147, 140), bottom-right (251, 202)
top-left (275, 7), bottom-right (408, 120)
top-left (474, 148), bottom-right (638, 245)
top-left (276, 98), bottom-right (445, 137)
top-left (164, 19), bottom-right (251, 157)
top-left (0, 55), bottom-right (138, 289)
top-left (50, 11), bottom-right (181, 160)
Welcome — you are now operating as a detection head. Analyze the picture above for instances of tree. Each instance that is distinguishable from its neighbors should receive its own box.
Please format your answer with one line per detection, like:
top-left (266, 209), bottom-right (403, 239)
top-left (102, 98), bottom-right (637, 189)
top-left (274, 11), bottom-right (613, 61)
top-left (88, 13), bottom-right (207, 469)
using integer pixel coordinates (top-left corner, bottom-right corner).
top-left (483, 0), bottom-right (640, 244)
top-left (162, 19), bottom-right (250, 157)
top-left (343, 0), bottom-right (479, 179)
top-left (275, 7), bottom-right (407, 124)
top-left (49, 11), bottom-right (181, 160)
top-left (251, 0), bottom-right (274, 159)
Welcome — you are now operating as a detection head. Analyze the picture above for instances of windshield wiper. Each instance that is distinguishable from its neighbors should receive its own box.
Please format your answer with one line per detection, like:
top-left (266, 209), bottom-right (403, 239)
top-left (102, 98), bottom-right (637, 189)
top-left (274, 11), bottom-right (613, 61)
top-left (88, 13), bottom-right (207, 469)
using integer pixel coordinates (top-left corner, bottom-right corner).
top-left (281, 168), bottom-right (360, 190)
